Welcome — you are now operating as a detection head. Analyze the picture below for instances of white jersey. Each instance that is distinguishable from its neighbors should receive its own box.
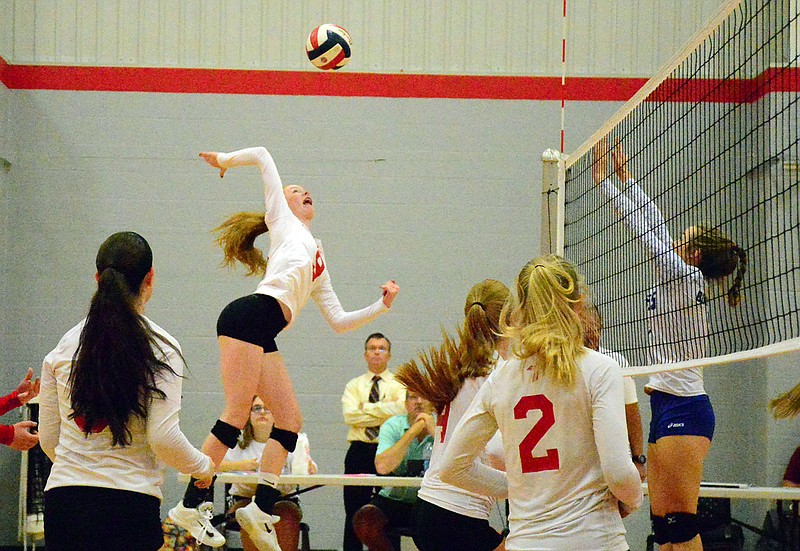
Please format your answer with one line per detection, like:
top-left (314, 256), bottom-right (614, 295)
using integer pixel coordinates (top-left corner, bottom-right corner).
top-left (39, 318), bottom-right (213, 501)
top-left (217, 147), bottom-right (388, 332)
top-left (418, 375), bottom-right (505, 520)
top-left (600, 178), bottom-right (707, 396)
top-left (598, 347), bottom-right (637, 405)
top-left (440, 349), bottom-right (642, 551)
top-left (224, 433), bottom-right (311, 497)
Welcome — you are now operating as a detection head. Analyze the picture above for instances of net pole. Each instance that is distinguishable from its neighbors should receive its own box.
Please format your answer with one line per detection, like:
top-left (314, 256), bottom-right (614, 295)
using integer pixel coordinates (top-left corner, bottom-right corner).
top-left (541, 149), bottom-right (563, 255)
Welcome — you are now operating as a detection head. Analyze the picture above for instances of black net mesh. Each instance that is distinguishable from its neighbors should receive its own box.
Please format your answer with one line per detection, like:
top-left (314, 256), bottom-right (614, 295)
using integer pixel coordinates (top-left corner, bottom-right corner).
top-left (563, 0), bottom-right (799, 367)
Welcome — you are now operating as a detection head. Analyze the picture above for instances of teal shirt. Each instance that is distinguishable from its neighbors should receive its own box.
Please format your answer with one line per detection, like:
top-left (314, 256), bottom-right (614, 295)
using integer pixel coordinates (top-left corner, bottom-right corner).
top-left (376, 414), bottom-right (433, 504)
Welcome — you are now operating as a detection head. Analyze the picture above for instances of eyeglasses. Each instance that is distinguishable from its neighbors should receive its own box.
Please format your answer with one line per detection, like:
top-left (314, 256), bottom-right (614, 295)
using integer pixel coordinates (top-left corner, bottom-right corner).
top-left (251, 405), bottom-right (268, 414)
top-left (366, 346), bottom-right (389, 352)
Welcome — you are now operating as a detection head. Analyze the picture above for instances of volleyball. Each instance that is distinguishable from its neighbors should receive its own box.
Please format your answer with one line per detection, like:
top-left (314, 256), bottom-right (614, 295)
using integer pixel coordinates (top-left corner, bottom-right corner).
top-left (306, 24), bottom-right (352, 71)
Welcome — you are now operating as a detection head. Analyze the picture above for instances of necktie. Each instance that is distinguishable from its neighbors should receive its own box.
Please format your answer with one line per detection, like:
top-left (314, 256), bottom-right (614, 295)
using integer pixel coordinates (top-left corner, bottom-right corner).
top-left (365, 376), bottom-right (381, 440)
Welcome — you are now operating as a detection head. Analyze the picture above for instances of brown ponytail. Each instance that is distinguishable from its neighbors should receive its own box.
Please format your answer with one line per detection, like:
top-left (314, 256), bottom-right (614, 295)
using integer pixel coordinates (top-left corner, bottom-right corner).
top-left (396, 330), bottom-right (462, 415)
top-left (396, 279), bottom-right (510, 414)
top-left (726, 246), bottom-right (748, 307)
top-left (213, 212), bottom-right (269, 276)
top-left (690, 226), bottom-right (747, 307)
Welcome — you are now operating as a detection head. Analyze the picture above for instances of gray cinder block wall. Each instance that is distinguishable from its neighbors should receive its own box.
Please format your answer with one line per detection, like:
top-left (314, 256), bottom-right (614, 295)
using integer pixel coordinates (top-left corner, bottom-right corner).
top-left (0, 86), bottom-right (797, 550)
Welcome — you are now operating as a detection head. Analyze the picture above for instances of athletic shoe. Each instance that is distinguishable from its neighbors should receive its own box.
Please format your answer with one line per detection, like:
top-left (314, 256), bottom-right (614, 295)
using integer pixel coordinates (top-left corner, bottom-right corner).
top-left (235, 501), bottom-right (282, 551)
top-left (167, 501), bottom-right (226, 548)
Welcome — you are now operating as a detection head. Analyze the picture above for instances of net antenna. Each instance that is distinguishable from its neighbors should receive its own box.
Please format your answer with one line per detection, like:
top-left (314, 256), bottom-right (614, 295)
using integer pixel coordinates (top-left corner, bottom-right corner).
top-left (544, 0), bottom-right (800, 403)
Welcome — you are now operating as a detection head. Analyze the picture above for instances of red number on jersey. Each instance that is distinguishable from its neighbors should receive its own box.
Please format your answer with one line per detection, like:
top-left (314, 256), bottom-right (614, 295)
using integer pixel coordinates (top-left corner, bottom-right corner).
top-left (514, 394), bottom-right (559, 473)
top-left (436, 403), bottom-right (451, 443)
top-left (312, 249), bottom-right (325, 281)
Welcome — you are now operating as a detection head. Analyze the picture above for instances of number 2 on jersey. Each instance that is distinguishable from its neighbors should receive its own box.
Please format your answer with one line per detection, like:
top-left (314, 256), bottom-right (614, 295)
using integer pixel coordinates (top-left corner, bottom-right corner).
top-left (514, 394), bottom-right (559, 473)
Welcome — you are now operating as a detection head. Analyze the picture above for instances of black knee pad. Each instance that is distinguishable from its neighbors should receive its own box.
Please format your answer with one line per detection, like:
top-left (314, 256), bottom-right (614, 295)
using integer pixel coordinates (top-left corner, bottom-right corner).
top-left (664, 512), bottom-right (699, 544)
top-left (211, 419), bottom-right (241, 449)
top-left (651, 514), bottom-right (669, 545)
top-left (269, 426), bottom-right (298, 453)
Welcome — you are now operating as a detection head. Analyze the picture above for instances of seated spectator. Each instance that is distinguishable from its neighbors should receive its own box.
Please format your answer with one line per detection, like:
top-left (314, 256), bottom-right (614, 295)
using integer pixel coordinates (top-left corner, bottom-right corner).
top-left (221, 396), bottom-right (317, 551)
top-left (783, 445), bottom-right (800, 487)
top-left (353, 391), bottom-right (435, 551)
top-left (1, 367), bottom-right (40, 451)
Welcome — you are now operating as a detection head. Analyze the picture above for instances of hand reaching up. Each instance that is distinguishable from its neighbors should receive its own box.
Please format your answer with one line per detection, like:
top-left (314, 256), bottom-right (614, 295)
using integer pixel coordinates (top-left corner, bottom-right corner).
top-left (380, 280), bottom-right (400, 308)
top-left (592, 136), bottom-right (612, 184)
top-left (16, 368), bottom-right (40, 405)
top-left (611, 139), bottom-right (632, 182)
top-left (199, 152), bottom-right (227, 178)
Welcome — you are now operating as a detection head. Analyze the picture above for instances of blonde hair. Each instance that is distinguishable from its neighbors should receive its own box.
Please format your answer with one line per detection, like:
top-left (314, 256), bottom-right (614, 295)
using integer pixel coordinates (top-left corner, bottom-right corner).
top-left (769, 381), bottom-right (800, 419)
top-left (500, 255), bottom-right (587, 387)
top-left (396, 279), bottom-right (510, 414)
top-left (213, 212), bottom-right (269, 276)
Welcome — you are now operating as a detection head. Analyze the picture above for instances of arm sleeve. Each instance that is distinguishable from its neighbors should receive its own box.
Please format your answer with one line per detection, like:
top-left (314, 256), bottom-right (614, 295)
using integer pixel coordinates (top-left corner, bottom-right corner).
top-left (216, 146), bottom-right (292, 229)
top-left (0, 391), bottom-right (22, 445)
top-left (311, 271), bottom-right (389, 334)
top-left (342, 379), bottom-right (406, 427)
top-left (599, 178), bottom-right (693, 280)
top-left (38, 359), bottom-right (60, 462)
top-left (590, 362), bottom-right (643, 510)
top-left (623, 377), bottom-right (638, 405)
top-left (0, 391), bottom-right (20, 416)
top-left (146, 348), bottom-right (214, 478)
top-left (439, 380), bottom-right (509, 498)
top-left (621, 179), bottom-right (673, 246)
top-left (0, 425), bottom-right (13, 446)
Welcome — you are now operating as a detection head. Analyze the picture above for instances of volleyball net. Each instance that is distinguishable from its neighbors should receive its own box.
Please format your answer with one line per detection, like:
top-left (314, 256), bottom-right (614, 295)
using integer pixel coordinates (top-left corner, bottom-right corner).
top-left (551, 0), bottom-right (799, 374)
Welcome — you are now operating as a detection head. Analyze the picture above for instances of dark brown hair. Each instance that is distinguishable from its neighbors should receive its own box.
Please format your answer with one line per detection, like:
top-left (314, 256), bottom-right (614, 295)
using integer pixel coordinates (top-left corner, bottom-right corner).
top-left (689, 225), bottom-right (747, 307)
top-left (69, 232), bottom-right (179, 446)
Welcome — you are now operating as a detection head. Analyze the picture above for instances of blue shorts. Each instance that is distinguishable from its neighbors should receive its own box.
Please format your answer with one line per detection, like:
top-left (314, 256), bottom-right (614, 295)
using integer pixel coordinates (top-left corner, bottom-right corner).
top-left (648, 390), bottom-right (715, 443)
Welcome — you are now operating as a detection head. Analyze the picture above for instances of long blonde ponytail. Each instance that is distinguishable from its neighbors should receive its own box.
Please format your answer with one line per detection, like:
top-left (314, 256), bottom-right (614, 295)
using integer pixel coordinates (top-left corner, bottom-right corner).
top-left (501, 255), bottom-right (586, 387)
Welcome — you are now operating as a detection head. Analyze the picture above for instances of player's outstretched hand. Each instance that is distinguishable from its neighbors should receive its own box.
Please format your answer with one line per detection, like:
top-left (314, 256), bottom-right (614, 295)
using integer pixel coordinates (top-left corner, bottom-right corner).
top-left (380, 280), bottom-right (399, 308)
top-left (16, 367), bottom-right (40, 405)
top-left (10, 421), bottom-right (38, 451)
top-left (592, 136), bottom-right (611, 184)
top-left (199, 152), bottom-right (227, 178)
top-left (611, 138), bottom-right (631, 182)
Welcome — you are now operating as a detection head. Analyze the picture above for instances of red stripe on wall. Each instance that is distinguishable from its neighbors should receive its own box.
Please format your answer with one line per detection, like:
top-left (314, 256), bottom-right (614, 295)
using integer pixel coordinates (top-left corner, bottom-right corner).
top-left (0, 56), bottom-right (643, 101)
top-left (0, 56), bottom-right (796, 102)
top-left (650, 68), bottom-right (800, 103)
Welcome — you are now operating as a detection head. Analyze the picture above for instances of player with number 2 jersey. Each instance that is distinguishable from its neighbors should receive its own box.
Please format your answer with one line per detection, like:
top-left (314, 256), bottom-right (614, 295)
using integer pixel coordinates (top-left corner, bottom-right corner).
top-left (440, 256), bottom-right (642, 551)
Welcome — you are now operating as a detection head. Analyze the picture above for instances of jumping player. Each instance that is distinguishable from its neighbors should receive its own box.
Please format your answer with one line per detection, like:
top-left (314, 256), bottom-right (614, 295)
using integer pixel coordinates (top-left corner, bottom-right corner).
top-left (396, 279), bottom-right (510, 551)
top-left (593, 137), bottom-right (747, 551)
top-left (440, 256), bottom-right (642, 551)
top-left (169, 146), bottom-right (399, 551)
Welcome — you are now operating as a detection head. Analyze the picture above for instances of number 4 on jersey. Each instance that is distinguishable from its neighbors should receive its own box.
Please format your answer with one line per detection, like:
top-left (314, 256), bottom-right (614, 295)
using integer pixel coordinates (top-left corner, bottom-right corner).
top-left (515, 394), bottom-right (560, 473)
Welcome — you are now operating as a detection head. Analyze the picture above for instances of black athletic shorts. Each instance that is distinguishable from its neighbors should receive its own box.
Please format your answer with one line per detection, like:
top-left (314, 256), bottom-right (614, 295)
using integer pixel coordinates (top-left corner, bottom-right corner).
top-left (44, 486), bottom-right (162, 551)
top-left (414, 498), bottom-right (504, 551)
top-left (216, 294), bottom-right (288, 353)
